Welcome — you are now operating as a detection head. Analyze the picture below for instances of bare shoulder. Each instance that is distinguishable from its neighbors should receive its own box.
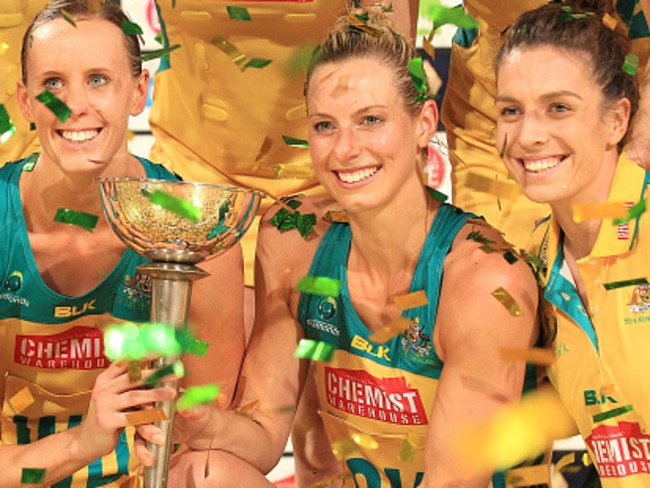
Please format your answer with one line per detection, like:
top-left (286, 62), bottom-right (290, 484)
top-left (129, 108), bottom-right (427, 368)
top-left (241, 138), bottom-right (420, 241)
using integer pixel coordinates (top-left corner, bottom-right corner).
top-left (444, 217), bottom-right (538, 296)
top-left (257, 194), bottom-right (343, 290)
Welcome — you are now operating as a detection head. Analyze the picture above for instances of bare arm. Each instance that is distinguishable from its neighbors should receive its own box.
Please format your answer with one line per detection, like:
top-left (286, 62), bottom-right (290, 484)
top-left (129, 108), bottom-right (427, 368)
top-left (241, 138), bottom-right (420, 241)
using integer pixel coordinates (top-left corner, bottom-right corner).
top-left (0, 362), bottom-right (175, 488)
top-left (183, 243), bottom-right (246, 408)
top-left (421, 224), bottom-right (540, 486)
top-left (172, 204), bottom-right (322, 474)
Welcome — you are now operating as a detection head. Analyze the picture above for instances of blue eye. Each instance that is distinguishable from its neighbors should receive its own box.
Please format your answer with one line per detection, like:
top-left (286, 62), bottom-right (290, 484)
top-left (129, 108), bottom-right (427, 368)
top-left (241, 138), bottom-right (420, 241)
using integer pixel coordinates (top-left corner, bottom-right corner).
top-left (89, 74), bottom-right (109, 87)
top-left (43, 78), bottom-right (62, 90)
top-left (313, 121), bottom-right (333, 133)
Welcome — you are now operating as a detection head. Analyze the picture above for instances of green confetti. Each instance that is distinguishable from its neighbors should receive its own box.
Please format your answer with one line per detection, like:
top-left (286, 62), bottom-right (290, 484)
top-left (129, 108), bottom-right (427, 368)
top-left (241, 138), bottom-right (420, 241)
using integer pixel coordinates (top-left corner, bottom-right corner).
top-left (121, 21), bottom-right (144, 36)
top-left (425, 186), bottom-right (448, 203)
top-left (60, 9), bottom-right (76, 27)
top-left (268, 199), bottom-right (316, 238)
top-left (226, 6), bottom-right (252, 21)
top-left (146, 189), bottom-right (203, 223)
top-left (21, 468), bottom-right (46, 484)
top-left (557, 5), bottom-right (591, 22)
top-left (295, 338), bottom-right (336, 362)
top-left (408, 58), bottom-right (429, 102)
top-left (604, 277), bottom-right (648, 290)
top-left (29, 122), bottom-right (36, 131)
top-left (467, 230), bottom-right (495, 246)
top-left (243, 57), bottom-right (273, 70)
top-left (282, 135), bottom-right (309, 148)
top-left (296, 276), bottom-right (341, 297)
top-left (498, 133), bottom-right (508, 159)
top-left (593, 404), bottom-right (633, 423)
top-left (0, 104), bottom-right (16, 144)
top-left (104, 322), bottom-right (181, 360)
top-left (176, 384), bottom-right (220, 411)
top-left (177, 328), bottom-right (209, 357)
top-left (503, 249), bottom-right (519, 264)
top-left (425, 4), bottom-right (478, 30)
top-left (622, 53), bottom-right (640, 76)
top-left (145, 361), bottom-right (185, 386)
top-left (141, 44), bottom-right (181, 62)
top-left (36, 90), bottom-right (71, 122)
top-left (53, 208), bottom-right (99, 232)
top-left (613, 198), bottom-right (646, 225)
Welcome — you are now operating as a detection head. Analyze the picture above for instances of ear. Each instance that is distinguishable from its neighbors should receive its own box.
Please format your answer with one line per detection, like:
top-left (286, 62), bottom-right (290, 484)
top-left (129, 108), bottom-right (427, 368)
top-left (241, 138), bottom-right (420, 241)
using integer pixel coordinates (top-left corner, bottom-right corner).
top-left (608, 96), bottom-right (631, 148)
top-left (130, 69), bottom-right (150, 116)
top-left (16, 79), bottom-right (34, 123)
top-left (416, 99), bottom-right (439, 149)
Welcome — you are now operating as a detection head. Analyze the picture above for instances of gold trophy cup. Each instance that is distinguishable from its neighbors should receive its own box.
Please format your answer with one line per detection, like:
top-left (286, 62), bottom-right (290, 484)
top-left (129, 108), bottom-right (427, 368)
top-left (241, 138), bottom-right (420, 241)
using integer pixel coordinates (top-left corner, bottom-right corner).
top-left (99, 178), bottom-right (264, 487)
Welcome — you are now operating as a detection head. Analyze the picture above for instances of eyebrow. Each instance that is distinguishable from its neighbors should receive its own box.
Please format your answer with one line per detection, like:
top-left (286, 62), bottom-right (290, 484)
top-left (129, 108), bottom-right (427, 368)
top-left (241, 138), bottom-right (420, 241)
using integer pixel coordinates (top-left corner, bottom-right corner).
top-left (495, 90), bottom-right (583, 104)
top-left (308, 104), bottom-right (390, 118)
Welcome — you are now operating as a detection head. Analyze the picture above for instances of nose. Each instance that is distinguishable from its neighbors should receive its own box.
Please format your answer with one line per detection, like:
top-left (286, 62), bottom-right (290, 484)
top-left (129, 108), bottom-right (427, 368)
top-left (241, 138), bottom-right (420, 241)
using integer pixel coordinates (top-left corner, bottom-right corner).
top-left (333, 126), bottom-right (361, 164)
top-left (62, 83), bottom-right (91, 119)
top-left (517, 111), bottom-right (549, 148)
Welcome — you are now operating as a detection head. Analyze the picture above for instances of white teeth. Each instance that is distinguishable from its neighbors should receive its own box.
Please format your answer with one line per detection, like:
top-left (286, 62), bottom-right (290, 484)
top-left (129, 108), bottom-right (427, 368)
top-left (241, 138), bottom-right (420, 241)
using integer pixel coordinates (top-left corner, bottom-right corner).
top-left (61, 130), bottom-right (99, 142)
top-left (523, 157), bottom-right (560, 173)
top-left (337, 167), bottom-right (378, 183)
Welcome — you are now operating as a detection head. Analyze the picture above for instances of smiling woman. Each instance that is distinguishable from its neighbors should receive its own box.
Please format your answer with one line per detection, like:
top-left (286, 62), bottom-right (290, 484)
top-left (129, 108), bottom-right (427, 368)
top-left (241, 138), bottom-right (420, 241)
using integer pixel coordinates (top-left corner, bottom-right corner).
top-left (495, 1), bottom-right (650, 484)
top-left (0, 1), bottom-right (245, 487)
top-left (168, 5), bottom-right (542, 488)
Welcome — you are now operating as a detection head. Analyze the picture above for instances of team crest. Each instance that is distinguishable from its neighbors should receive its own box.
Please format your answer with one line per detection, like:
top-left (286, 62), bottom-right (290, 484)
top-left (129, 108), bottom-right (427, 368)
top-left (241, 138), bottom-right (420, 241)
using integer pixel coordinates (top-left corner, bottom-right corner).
top-left (400, 317), bottom-right (433, 362)
top-left (628, 283), bottom-right (650, 313)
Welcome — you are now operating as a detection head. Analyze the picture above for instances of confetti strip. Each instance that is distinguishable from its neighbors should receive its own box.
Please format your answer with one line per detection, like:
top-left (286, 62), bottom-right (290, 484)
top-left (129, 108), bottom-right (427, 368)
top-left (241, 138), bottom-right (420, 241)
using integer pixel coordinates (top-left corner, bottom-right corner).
top-left (54, 208), bottom-right (99, 232)
top-left (602, 12), bottom-right (618, 30)
top-left (622, 53), bottom-right (639, 76)
top-left (426, 4), bottom-right (478, 30)
top-left (344, 12), bottom-right (383, 36)
top-left (145, 189), bottom-right (202, 223)
top-left (125, 408), bottom-right (168, 426)
top-left (145, 361), bottom-right (185, 386)
top-left (408, 57), bottom-right (429, 102)
top-left (127, 361), bottom-right (142, 384)
top-left (398, 432), bottom-right (419, 463)
top-left (296, 276), bottom-right (341, 297)
top-left (322, 210), bottom-right (349, 223)
top-left (555, 452), bottom-right (577, 473)
top-left (211, 36), bottom-right (248, 69)
top-left (368, 317), bottom-right (411, 344)
top-left (0, 104), bottom-right (16, 143)
top-left (121, 21), bottom-right (144, 36)
top-left (505, 464), bottom-right (551, 486)
top-left (425, 186), bottom-right (448, 203)
top-left (104, 322), bottom-right (181, 360)
top-left (36, 90), bottom-right (71, 122)
top-left (393, 290), bottom-right (428, 311)
top-left (454, 385), bottom-right (576, 473)
top-left (60, 9), bottom-right (77, 27)
top-left (498, 133), bottom-right (508, 159)
top-left (243, 58), bottom-right (272, 70)
top-left (331, 434), bottom-right (378, 460)
top-left (21, 468), bottom-right (46, 484)
top-left (572, 201), bottom-right (629, 222)
top-left (141, 44), bottom-right (181, 62)
top-left (9, 387), bottom-right (35, 414)
top-left (177, 331), bottom-right (209, 357)
top-left (604, 277), bottom-right (648, 290)
top-left (500, 347), bottom-right (556, 366)
top-left (613, 198), bottom-right (646, 225)
top-left (227, 6), bottom-right (252, 21)
top-left (466, 172), bottom-right (519, 200)
top-left (294, 338), bottom-right (336, 362)
top-left (491, 287), bottom-right (524, 316)
top-left (272, 163), bottom-right (313, 179)
top-left (176, 384), bottom-right (221, 411)
top-left (282, 135), bottom-right (309, 148)
top-left (235, 400), bottom-right (259, 416)
top-left (268, 199), bottom-right (316, 237)
top-left (593, 404), bottom-right (633, 423)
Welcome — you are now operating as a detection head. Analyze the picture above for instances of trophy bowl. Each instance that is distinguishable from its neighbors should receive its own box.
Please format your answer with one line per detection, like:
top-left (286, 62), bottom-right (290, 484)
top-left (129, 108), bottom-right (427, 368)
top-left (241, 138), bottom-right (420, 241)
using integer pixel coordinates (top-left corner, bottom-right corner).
top-left (98, 178), bottom-right (265, 264)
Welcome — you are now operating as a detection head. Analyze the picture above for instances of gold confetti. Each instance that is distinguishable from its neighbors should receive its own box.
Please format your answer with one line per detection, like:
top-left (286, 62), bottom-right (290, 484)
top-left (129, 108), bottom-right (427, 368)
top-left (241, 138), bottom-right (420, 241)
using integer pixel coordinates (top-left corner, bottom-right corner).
top-left (506, 464), bottom-right (551, 486)
top-left (454, 385), bottom-right (576, 474)
top-left (572, 201), bottom-right (629, 223)
top-left (236, 399), bottom-right (259, 416)
top-left (555, 452), bottom-right (576, 473)
top-left (393, 290), bottom-right (428, 311)
top-left (368, 317), bottom-right (411, 344)
top-left (8, 387), bottom-right (35, 414)
top-left (398, 432), bottom-right (419, 463)
top-left (491, 287), bottom-right (523, 316)
top-left (322, 210), bottom-right (349, 223)
top-left (125, 408), bottom-right (167, 426)
top-left (500, 347), bottom-right (556, 365)
top-left (331, 433), bottom-right (378, 460)
top-left (211, 35), bottom-right (248, 70)
top-left (127, 361), bottom-right (142, 383)
top-left (602, 12), bottom-right (618, 30)
top-left (466, 172), bottom-right (519, 200)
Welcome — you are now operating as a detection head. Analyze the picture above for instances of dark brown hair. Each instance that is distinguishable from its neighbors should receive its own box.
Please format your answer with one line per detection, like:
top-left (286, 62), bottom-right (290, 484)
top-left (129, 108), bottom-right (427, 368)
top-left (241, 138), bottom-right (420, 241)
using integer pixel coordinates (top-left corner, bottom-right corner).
top-left (21, 0), bottom-right (142, 82)
top-left (496, 0), bottom-right (639, 149)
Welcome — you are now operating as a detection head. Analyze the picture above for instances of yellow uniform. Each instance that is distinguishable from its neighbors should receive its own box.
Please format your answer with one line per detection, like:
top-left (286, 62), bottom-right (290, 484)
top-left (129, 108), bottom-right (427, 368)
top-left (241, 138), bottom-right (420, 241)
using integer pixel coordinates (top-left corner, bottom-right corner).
top-left (542, 155), bottom-right (650, 484)
top-left (442, 0), bottom-right (650, 249)
top-left (149, 0), bottom-right (353, 283)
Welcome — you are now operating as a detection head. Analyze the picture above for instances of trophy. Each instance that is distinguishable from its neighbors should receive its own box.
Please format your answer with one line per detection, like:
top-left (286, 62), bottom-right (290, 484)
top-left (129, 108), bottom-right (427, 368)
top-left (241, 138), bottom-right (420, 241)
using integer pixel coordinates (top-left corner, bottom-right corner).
top-left (98, 178), bottom-right (265, 487)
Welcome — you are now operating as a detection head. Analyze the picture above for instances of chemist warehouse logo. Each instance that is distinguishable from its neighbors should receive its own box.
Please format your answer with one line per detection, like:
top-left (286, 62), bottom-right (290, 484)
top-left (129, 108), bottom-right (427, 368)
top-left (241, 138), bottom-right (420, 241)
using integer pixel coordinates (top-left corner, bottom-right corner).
top-left (586, 422), bottom-right (650, 478)
top-left (325, 367), bottom-right (427, 426)
top-left (15, 326), bottom-right (108, 370)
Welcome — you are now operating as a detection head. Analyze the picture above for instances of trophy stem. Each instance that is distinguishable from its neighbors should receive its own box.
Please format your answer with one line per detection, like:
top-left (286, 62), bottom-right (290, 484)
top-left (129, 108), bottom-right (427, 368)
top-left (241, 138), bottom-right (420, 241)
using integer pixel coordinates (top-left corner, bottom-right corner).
top-left (137, 262), bottom-right (209, 488)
